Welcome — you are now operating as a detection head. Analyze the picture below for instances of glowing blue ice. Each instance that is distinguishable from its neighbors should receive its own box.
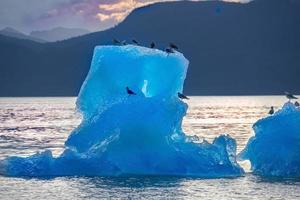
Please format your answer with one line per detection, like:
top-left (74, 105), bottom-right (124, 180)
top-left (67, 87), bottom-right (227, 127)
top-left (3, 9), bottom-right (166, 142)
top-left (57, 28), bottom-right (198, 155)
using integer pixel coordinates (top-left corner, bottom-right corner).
top-left (1, 45), bottom-right (243, 177)
top-left (239, 102), bottom-right (300, 177)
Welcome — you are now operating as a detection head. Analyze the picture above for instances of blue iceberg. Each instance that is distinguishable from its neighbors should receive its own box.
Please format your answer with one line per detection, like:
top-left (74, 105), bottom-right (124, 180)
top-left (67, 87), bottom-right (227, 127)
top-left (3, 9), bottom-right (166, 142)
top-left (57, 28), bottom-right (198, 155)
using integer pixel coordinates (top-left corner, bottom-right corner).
top-left (0, 45), bottom-right (243, 177)
top-left (239, 102), bottom-right (300, 177)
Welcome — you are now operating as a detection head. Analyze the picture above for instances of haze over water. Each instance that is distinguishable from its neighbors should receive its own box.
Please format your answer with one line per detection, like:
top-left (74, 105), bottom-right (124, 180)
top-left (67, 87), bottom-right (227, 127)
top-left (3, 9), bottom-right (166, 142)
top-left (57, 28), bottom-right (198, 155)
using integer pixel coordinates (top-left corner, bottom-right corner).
top-left (0, 96), bottom-right (299, 199)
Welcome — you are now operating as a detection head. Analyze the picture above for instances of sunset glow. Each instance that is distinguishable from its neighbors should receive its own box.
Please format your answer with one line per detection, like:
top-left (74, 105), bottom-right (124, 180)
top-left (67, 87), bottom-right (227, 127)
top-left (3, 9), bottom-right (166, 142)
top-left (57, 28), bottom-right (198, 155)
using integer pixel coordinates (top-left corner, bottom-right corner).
top-left (0, 0), bottom-right (251, 32)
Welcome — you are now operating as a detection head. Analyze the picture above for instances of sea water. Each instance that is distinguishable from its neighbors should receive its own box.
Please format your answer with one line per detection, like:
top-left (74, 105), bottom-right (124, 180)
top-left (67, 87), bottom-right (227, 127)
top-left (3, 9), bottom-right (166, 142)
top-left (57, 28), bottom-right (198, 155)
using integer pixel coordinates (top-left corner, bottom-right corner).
top-left (0, 96), bottom-right (299, 199)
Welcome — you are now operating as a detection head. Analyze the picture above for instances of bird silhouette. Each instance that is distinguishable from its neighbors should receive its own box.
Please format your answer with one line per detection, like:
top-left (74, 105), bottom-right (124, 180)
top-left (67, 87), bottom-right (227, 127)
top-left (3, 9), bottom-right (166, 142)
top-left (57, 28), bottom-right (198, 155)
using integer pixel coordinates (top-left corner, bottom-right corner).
top-left (165, 48), bottom-right (174, 54)
top-left (126, 87), bottom-right (136, 95)
top-left (132, 39), bottom-right (139, 45)
top-left (285, 92), bottom-right (298, 101)
top-left (150, 42), bottom-right (155, 48)
top-left (169, 43), bottom-right (179, 50)
top-left (113, 38), bottom-right (121, 45)
top-left (268, 106), bottom-right (274, 115)
top-left (295, 101), bottom-right (300, 107)
top-left (178, 92), bottom-right (189, 100)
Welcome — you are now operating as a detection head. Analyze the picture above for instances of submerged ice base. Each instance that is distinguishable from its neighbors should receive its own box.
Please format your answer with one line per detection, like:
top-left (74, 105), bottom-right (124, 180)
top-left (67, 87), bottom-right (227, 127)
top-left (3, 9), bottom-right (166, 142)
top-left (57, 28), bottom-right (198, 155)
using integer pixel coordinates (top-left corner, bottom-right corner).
top-left (239, 102), bottom-right (300, 177)
top-left (1, 45), bottom-right (243, 177)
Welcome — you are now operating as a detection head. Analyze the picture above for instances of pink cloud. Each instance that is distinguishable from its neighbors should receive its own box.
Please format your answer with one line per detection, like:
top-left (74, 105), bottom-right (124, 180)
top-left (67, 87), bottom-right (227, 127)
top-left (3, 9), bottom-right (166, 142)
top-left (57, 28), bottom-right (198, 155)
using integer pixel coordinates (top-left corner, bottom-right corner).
top-left (39, 0), bottom-right (165, 23)
top-left (34, 0), bottom-right (249, 31)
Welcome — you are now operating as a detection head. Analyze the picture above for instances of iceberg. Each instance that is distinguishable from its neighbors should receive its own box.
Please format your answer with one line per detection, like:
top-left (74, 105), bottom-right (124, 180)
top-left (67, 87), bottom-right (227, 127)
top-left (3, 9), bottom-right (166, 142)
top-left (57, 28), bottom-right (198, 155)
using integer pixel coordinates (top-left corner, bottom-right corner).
top-left (0, 45), bottom-right (243, 177)
top-left (239, 102), bottom-right (300, 177)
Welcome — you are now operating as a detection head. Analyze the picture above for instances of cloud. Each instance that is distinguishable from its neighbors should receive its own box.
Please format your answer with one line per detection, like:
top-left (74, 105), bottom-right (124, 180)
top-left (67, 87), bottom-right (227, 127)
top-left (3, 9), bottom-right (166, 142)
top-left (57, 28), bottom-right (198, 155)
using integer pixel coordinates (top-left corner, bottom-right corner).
top-left (0, 0), bottom-right (251, 33)
top-left (42, 0), bottom-right (250, 25)
top-left (25, 0), bottom-right (167, 31)
top-left (96, 12), bottom-right (127, 22)
top-left (96, 13), bottom-right (111, 21)
top-left (0, 0), bottom-right (67, 32)
top-left (38, 0), bottom-right (165, 25)
top-left (97, 0), bottom-right (149, 22)
top-left (99, 1), bottom-right (142, 12)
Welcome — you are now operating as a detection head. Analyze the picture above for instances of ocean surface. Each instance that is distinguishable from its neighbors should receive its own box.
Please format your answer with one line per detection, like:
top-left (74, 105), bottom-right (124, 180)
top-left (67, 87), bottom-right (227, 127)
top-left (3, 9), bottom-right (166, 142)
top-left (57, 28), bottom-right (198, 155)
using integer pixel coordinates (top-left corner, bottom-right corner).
top-left (0, 96), bottom-right (299, 200)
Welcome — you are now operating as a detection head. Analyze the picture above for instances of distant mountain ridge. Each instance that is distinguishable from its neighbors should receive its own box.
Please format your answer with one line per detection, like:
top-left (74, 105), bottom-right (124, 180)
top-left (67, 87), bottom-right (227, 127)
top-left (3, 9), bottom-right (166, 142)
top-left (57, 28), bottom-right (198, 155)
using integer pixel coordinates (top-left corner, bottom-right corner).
top-left (0, 0), bottom-right (299, 96)
top-left (0, 27), bottom-right (46, 43)
top-left (30, 27), bottom-right (90, 42)
top-left (0, 27), bottom-right (90, 43)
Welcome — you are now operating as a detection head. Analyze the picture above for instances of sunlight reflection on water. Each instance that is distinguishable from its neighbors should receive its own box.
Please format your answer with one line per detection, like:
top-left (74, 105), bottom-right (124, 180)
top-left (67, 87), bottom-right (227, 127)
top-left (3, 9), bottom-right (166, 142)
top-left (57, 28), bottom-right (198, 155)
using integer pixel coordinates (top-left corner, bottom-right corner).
top-left (1, 96), bottom-right (299, 200)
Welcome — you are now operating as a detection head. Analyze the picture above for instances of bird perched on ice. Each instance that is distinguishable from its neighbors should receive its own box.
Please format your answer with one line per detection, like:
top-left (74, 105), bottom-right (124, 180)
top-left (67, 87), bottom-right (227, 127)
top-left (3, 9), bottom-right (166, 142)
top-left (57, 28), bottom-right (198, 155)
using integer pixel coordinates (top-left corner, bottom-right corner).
top-left (113, 38), bottom-right (121, 45)
top-left (132, 39), bottom-right (139, 45)
top-left (178, 92), bottom-right (189, 100)
top-left (169, 43), bottom-right (179, 50)
top-left (268, 106), bottom-right (274, 115)
top-left (285, 92), bottom-right (298, 101)
top-left (165, 48), bottom-right (175, 54)
top-left (150, 42), bottom-right (155, 48)
top-left (295, 101), bottom-right (300, 107)
top-left (126, 87), bottom-right (136, 95)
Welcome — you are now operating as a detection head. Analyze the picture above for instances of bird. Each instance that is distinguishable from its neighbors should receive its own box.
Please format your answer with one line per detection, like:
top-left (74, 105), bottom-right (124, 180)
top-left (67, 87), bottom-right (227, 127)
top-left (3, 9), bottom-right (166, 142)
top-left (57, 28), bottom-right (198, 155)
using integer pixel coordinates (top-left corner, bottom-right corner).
top-left (113, 38), bottom-right (121, 45)
top-left (150, 42), bottom-right (155, 48)
top-left (178, 92), bottom-right (189, 100)
top-left (165, 48), bottom-right (174, 54)
top-left (268, 106), bottom-right (274, 115)
top-left (169, 43), bottom-right (179, 50)
top-left (295, 101), bottom-right (300, 107)
top-left (285, 92), bottom-right (298, 101)
top-left (121, 40), bottom-right (127, 45)
top-left (132, 39), bottom-right (139, 45)
top-left (126, 87), bottom-right (136, 95)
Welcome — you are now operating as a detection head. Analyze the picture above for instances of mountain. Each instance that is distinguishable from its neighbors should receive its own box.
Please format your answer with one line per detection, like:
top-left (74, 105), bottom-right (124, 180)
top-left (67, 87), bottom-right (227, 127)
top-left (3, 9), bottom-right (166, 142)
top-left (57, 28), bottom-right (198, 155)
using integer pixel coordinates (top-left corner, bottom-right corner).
top-left (0, 27), bottom-right (46, 43)
top-left (0, 0), bottom-right (300, 96)
top-left (0, 27), bottom-right (90, 43)
top-left (30, 27), bottom-right (90, 42)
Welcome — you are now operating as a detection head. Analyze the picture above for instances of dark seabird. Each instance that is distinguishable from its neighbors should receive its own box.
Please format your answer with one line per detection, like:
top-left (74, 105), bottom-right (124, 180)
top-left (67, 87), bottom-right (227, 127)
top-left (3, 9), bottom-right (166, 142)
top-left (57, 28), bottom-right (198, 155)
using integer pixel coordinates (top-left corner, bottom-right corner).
top-left (150, 42), bottom-right (155, 48)
top-left (126, 87), bottom-right (136, 95)
top-left (165, 48), bottom-right (174, 54)
top-left (132, 39), bottom-right (139, 45)
top-left (178, 92), bottom-right (189, 100)
top-left (113, 38), bottom-right (121, 45)
top-left (169, 43), bottom-right (179, 50)
top-left (268, 106), bottom-right (274, 115)
top-left (295, 101), bottom-right (300, 107)
top-left (285, 92), bottom-right (298, 101)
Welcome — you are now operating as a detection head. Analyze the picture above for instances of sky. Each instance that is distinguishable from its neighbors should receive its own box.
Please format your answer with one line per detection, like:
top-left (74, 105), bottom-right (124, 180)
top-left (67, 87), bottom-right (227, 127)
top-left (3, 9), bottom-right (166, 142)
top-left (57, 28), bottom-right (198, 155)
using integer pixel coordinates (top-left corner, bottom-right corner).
top-left (0, 0), bottom-right (250, 34)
